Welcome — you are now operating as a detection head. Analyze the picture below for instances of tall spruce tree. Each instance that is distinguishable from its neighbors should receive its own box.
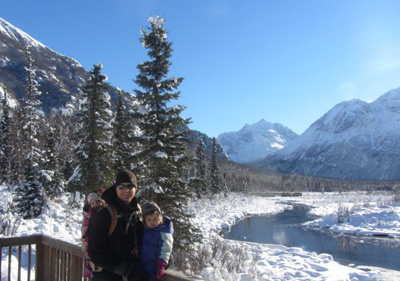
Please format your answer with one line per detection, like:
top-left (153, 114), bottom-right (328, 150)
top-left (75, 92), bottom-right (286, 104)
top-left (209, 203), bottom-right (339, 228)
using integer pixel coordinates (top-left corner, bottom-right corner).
top-left (70, 64), bottom-right (113, 191)
top-left (9, 101), bottom-right (24, 184)
top-left (113, 90), bottom-right (135, 171)
top-left (14, 47), bottom-right (44, 218)
top-left (47, 112), bottom-right (76, 185)
top-left (133, 15), bottom-right (201, 250)
top-left (42, 126), bottom-right (65, 198)
top-left (0, 86), bottom-right (11, 184)
top-left (194, 138), bottom-right (208, 197)
top-left (210, 137), bottom-right (221, 193)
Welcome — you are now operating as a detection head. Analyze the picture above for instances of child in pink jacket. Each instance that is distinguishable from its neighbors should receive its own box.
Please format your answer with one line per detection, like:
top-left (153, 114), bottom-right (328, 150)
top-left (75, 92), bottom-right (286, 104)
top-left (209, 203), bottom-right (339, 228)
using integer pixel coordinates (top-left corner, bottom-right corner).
top-left (81, 189), bottom-right (105, 277)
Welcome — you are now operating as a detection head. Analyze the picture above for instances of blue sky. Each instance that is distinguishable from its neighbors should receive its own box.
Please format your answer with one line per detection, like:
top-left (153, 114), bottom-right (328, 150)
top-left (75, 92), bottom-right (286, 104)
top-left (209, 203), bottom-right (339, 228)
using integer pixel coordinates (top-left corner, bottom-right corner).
top-left (3, 1), bottom-right (400, 137)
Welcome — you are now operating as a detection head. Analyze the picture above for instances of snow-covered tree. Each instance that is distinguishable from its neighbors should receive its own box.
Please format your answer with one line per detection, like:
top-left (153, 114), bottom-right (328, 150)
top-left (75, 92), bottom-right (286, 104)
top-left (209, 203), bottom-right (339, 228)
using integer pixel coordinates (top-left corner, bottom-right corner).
top-left (193, 138), bottom-right (208, 197)
top-left (0, 86), bottom-right (12, 184)
top-left (42, 125), bottom-right (65, 198)
top-left (8, 103), bottom-right (24, 185)
top-left (133, 15), bottom-right (201, 250)
top-left (14, 46), bottom-right (44, 219)
top-left (113, 90), bottom-right (136, 171)
top-left (69, 64), bottom-right (114, 191)
top-left (195, 138), bottom-right (207, 181)
top-left (47, 111), bottom-right (77, 185)
top-left (210, 137), bottom-right (221, 193)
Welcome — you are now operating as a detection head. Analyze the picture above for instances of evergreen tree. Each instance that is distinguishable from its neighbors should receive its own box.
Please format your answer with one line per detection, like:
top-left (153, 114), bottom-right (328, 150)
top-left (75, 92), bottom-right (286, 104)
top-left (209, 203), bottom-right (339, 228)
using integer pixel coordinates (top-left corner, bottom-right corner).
top-left (0, 86), bottom-right (11, 184)
top-left (210, 137), bottom-right (221, 193)
top-left (195, 138), bottom-right (207, 181)
top-left (133, 15), bottom-right (201, 250)
top-left (222, 171), bottom-right (230, 194)
top-left (47, 112), bottom-right (76, 185)
top-left (8, 102), bottom-right (24, 185)
top-left (69, 64), bottom-right (114, 191)
top-left (42, 126), bottom-right (65, 198)
top-left (14, 46), bottom-right (44, 219)
top-left (113, 90), bottom-right (136, 171)
top-left (242, 169), bottom-right (250, 194)
top-left (193, 138), bottom-right (208, 197)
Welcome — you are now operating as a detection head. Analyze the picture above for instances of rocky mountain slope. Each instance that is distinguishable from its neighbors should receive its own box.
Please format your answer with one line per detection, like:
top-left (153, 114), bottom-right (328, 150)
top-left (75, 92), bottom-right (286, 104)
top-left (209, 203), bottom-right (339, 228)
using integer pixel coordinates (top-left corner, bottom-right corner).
top-left (0, 17), bottom-right (131, 113)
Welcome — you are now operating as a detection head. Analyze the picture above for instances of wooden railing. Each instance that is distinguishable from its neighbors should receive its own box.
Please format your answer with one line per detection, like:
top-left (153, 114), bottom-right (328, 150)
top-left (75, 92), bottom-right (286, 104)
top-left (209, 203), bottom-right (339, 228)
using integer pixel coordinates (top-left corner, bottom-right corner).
top-left (0, 235), bottom-right (198, 281)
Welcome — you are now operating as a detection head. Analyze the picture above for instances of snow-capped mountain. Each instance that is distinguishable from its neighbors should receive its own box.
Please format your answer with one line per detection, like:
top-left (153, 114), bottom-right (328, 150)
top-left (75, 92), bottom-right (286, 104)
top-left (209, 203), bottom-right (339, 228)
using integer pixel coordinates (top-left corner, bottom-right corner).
top-left (254, 88), bottom-right (400, 181)
top-left (0, 17), bottom-right (131, 112)
top-left (217, 119), bottom-right (298, 163)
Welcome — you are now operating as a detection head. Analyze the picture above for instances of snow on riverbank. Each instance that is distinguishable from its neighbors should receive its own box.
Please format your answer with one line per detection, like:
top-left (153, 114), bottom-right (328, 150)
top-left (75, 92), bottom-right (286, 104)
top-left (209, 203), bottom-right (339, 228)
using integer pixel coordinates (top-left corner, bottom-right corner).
top-left (189, 192), bottom-right (400, 281)
top-left (1, 186), bottom-right (400, 280)
top-left (300, 193), bottom-right (400, 238)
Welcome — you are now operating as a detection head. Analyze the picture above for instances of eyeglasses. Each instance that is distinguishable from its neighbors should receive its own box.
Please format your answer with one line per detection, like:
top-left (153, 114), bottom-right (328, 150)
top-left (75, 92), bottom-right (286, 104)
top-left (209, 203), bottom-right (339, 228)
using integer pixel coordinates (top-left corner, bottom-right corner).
top-left (117, 184), bottom-right (136, 190)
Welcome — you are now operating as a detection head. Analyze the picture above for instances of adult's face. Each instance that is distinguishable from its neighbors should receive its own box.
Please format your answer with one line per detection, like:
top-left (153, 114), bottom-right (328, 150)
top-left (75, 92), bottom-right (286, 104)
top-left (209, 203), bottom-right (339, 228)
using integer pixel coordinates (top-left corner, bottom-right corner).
top-left (116, 182), bottom-right (136, 203)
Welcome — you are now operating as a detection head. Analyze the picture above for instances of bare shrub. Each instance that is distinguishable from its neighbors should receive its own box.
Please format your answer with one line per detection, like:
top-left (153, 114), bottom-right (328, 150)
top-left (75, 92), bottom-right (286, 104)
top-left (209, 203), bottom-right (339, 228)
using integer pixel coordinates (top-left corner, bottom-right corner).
top-left (393, 188), bottom-right (400, 202)
top-left (172, 235), bottom-right (254, 278)
top-left (65, 191), bottom-right (82, 228)
top-left (337, 204), bottom-right (355, 224)
top-left (0, 201), bottom-right (21, 236)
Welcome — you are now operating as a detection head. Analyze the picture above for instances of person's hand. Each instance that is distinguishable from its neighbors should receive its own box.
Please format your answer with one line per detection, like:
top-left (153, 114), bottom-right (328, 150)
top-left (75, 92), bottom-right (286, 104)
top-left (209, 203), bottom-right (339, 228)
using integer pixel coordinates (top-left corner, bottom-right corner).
top-left (156, 258), bottom-right (168, 280)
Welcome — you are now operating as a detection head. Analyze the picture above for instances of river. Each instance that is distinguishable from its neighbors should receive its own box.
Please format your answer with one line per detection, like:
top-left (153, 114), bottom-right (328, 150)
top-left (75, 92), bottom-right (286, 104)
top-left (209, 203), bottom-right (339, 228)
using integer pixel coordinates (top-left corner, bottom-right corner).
top-left (222, 204), bottom-right (400, 271)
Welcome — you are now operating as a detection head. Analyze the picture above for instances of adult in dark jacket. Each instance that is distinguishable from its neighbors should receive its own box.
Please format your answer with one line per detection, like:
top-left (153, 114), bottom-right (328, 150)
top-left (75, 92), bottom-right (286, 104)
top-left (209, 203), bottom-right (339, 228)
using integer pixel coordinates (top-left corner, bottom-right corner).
top-left (88, 170), bottom-right (148, 281)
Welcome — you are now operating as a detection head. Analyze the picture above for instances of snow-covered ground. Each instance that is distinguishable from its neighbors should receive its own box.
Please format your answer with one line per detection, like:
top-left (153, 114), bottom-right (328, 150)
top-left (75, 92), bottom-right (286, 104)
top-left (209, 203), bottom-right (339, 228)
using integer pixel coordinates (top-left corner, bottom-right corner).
top-left (187, 192), bottom-right (400, 281)
top-left (1, 186), bottom-right (400, 281)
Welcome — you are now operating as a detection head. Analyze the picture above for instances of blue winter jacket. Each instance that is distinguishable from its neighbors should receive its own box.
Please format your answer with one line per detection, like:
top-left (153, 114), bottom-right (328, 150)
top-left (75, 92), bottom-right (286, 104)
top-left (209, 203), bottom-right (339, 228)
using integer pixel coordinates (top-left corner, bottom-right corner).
top-left (140, 216), bottom-right (173, 281)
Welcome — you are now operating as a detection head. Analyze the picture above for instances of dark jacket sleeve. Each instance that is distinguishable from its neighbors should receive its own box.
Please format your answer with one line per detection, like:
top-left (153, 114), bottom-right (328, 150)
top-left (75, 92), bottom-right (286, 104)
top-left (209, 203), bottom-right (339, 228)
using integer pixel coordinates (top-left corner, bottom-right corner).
top-left (88, 207), bottom-right (121, 271)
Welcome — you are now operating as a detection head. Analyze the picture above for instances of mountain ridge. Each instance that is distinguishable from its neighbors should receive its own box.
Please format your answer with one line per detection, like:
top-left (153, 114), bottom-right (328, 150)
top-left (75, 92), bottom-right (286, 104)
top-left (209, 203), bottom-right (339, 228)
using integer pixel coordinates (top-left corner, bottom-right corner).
top-left (217, 119), bottom-right (298, 163)
top-left (252, 88), bottom-right (400, 181)
top-left (2, 16), bottom-right (400, 181)
top-left (0, 17), bottom-right (134, 114)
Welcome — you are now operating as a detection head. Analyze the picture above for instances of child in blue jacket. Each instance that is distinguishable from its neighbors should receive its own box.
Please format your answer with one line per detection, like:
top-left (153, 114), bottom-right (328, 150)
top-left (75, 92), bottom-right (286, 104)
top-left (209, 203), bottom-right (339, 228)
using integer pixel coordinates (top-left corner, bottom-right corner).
top-left (140, 202), bottom-right (173, 280)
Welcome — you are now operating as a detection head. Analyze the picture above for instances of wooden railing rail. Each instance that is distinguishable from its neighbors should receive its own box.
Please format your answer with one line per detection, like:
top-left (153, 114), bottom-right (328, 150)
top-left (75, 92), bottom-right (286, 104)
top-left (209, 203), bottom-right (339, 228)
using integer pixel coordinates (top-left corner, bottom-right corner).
top-left (0, 235), bottom-right (88, 281)
top-left (0, 235), bottom-right (198, 281)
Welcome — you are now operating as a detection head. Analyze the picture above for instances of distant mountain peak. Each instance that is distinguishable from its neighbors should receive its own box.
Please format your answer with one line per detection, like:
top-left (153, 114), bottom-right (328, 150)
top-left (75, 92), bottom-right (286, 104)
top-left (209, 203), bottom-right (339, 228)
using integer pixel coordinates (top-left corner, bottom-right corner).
top-left (217, 120), bottom-right (298, 163)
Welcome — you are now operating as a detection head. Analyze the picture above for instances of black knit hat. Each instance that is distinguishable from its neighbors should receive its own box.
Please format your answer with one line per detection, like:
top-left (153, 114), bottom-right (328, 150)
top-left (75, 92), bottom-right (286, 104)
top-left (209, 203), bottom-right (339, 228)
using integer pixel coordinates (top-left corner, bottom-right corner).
top-left (142, 202), bottom-right (161, 215)
top-left (115, 170), bottom-right (137, 188)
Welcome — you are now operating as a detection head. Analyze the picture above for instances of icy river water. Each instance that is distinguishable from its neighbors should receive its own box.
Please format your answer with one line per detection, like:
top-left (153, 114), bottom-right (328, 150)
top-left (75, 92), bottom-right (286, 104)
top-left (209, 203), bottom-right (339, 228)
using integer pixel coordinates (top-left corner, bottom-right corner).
top-left (222, 204), bottom-right (400, 271)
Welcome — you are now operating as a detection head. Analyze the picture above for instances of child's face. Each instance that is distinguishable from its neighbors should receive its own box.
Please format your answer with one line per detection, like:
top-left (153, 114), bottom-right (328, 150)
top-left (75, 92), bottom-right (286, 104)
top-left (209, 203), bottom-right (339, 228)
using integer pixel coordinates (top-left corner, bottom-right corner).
top-left (144, 212), bottom-right (161, 228)
top-left (90, 199), bottom-right (104, 208)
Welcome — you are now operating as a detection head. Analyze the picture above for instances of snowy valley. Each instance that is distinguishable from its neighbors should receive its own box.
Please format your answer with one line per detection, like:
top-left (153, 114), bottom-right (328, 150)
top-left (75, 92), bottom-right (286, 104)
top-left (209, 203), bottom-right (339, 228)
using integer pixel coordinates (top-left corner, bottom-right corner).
top-left (1, 185), bottom-right (400, 281)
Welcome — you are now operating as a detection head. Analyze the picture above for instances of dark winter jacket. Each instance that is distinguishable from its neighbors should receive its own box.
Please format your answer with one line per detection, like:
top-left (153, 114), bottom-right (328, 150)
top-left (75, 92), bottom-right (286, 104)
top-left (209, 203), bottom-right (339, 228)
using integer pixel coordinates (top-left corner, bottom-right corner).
top-left (88, 186), bottom-right (144, 280)
top-left (140, 216), bottom-right (173, 281)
